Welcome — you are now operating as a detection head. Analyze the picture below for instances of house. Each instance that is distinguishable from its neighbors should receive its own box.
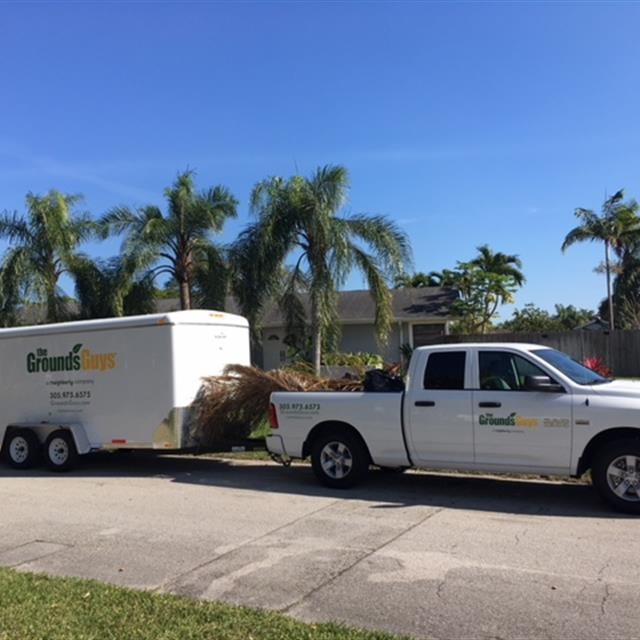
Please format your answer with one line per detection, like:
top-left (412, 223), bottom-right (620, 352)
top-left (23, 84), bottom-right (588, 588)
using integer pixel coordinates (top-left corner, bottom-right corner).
top-left (576, 317), bottom-right (609, 332)
top-left (233, 288), bottom-right (458, 370)
top-left (18, 287), bottom-right (458, 370)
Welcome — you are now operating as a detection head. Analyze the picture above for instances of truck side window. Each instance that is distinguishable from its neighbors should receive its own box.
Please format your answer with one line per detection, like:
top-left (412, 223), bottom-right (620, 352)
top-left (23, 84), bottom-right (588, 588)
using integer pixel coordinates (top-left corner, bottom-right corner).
top-left (423, 352), bottom-right (466, 390)
top-left (479, 351), bottom-right (548, 391)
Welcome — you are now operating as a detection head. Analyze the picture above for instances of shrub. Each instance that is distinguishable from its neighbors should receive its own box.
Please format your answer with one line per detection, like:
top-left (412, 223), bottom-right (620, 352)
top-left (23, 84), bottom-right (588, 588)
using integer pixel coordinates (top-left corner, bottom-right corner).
top-left (323, 352), bottom-right (383, 369)
top-left (582, 356), bottom-right (612, 378)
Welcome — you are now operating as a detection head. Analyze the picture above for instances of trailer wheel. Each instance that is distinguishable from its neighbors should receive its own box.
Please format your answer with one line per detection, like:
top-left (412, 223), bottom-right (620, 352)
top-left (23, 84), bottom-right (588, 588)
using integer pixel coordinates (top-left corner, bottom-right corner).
top-left (592, 438), bottom-right (640, 514)
top-left (44, 430), bottom-right (78, 472)
top-left (311, 430), bottom-right (369, 489)
top-left (3, 428), bottom-right (41, 469)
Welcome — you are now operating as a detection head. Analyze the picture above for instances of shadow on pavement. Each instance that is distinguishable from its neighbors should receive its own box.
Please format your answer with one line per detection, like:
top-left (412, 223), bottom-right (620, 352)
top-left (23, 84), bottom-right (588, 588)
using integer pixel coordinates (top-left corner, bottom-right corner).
top-left (0, 451), bottom-right (626, 519)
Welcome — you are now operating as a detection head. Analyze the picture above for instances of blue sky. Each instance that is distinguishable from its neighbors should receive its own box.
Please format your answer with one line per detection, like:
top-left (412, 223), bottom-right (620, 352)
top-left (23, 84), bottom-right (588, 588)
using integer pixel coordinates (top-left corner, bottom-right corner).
top-left (1, 1), bottom-right (639, 320)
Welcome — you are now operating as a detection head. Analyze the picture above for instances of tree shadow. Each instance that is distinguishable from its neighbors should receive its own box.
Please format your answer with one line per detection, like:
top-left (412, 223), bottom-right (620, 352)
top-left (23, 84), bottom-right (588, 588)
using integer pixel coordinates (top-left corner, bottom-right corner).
top-left (0, 452), bottom-right (627, 519)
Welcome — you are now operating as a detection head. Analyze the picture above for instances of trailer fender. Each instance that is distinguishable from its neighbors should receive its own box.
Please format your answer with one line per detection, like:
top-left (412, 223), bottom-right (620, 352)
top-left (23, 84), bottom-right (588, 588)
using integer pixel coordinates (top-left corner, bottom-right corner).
top-left (63, 424), bottom-right (91, 455)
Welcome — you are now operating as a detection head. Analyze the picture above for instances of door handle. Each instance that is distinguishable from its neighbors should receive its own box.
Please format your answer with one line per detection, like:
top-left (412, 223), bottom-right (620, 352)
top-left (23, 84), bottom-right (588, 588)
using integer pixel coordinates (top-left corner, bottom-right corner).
top-left (415, 401), bottom-right (435, 407)
top-left (478, 401), bottom-right (501, 408)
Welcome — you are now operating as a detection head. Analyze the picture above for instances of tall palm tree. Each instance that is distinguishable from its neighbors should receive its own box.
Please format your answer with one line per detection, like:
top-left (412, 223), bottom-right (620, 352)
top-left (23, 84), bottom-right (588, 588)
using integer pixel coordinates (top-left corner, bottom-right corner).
top-left (562, 190), bottom-right (640, 330)
top-left (470, 244), bottom-right (525, 286)
top-left (231, 165), bottom-right (412, 374)
top-left (0, 190), bottom-right (94, 323)
top-left (101, 170), bottom-right (238, 310)
top-left (69, 255), bottom-right (156, 319)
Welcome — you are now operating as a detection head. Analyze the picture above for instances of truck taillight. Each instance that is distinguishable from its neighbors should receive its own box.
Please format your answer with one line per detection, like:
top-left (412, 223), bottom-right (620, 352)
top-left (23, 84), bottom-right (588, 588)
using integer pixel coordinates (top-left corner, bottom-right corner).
top-left (269, 403), bottom-right (279, 429)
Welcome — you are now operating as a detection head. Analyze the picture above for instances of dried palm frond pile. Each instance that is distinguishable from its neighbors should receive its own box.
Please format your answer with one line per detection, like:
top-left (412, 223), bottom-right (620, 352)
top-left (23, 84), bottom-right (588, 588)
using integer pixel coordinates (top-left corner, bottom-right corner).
top-left (190, 364), bottom-right (363, 447)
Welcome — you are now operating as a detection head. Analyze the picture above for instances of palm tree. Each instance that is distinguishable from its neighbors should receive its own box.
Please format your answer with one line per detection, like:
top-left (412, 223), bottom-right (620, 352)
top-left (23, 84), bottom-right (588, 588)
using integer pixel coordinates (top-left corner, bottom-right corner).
top-left (0, 190), bottom-right (94, 323)
top-left (562, 190), bottom-right (640, 330)
top-left (470, 244), bottom-right (525, 286)
top-left (101, 170), bottom-right (238, 310)
top-left (69, 255), bottom-right (156, 319)
top-left (231, 165), bottom-right (412, 374)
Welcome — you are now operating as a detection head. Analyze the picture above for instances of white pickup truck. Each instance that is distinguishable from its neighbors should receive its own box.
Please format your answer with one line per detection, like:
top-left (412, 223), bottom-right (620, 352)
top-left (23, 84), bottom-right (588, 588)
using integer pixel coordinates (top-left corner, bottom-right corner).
top-left (266, 343), bottom-right (640, 513)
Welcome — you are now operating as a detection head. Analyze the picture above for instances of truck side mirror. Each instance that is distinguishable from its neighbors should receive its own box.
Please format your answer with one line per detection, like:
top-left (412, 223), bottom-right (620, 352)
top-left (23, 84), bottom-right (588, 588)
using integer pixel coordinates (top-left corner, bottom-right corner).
top-left (524, 375), bottom-right (564, 393)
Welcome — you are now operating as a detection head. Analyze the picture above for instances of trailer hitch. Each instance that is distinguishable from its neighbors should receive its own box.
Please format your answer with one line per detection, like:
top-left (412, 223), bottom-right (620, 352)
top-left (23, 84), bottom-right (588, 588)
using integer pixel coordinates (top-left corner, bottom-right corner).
top-left (269, 452), bottom-right (292, 467)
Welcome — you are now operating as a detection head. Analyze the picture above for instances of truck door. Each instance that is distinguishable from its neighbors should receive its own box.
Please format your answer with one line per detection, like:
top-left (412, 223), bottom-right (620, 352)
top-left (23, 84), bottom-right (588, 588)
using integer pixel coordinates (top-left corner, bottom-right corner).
top-left (473, 349), bottom-right (572, 471)
top-left (406, 349), bottom-right (474, 464)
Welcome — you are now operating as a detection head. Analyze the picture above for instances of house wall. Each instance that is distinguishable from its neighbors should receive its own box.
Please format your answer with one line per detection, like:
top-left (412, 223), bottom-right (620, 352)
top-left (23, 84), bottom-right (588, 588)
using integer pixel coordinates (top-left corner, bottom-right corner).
top-left (338, 323), bottom-right (401, 362)
top-left (259, 320), bottom-right (449, 370)
top-left (262, 328), bottom-right (287, 370)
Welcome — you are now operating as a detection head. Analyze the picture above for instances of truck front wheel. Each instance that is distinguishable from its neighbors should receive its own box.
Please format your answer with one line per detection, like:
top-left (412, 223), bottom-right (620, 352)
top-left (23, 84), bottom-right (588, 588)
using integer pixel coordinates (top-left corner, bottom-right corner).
top-left (310, 430), bottom-right (369, 489)
top-left (3, 428), bottom-right (41, 469)
top-left (592, 439), bottom-right (640, 514)
top-left (44, 430), bottom-right (78, 472)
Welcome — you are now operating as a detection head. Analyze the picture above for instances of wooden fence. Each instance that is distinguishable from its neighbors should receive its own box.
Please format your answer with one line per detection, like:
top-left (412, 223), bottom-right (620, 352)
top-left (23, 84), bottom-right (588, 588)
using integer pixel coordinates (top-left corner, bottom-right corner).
top-left (425, 331), bottom-right (640, 377)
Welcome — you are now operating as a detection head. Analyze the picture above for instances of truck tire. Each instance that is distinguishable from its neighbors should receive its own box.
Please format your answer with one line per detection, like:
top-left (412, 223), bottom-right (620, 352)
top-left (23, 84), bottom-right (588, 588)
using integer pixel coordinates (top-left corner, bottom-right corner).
top-left (310, 430), bottom-right (369, 489)
top-left (592, 438), bottom-right (640, 514)
top-left (3, 428), bottom-right (41, 469)
top-left (44, 430), bottom-right (78, 472)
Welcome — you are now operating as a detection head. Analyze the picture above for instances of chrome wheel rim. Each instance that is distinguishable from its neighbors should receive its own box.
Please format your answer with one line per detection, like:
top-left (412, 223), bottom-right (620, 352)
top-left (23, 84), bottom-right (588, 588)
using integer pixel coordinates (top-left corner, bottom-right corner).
top-left (607, 455), bottom-right (640, 502)
top-left (9, 436), bottom-right (29, 464)
top-left (320, 441), bottom-right (353, 480)
top-left (48, 438), bottom-right (69, 466)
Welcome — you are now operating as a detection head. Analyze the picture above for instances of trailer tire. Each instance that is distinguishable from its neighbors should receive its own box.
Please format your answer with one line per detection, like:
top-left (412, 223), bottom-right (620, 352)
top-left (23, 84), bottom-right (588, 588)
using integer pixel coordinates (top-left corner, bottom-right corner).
top-left (3, 428), bottom-right (41, 469)
top-left (44, 430), bottom-right (78, 472)
top-left (592, 438), bottom-right (640, 514)
top-left (311, 430), bottom-right (369, 489)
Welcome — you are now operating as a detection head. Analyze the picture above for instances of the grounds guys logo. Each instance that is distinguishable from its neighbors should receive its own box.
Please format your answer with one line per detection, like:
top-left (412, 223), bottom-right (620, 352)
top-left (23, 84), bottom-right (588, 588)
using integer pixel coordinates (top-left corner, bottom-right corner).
top-left (479, 412), bottom-right (539, 428)
top-left (26, 344), bottom-right (117, 373)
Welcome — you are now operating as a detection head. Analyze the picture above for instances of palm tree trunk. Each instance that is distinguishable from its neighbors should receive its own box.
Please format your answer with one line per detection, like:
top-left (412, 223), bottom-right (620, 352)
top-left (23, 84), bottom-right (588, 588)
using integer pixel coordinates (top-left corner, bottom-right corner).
top-left (179, 279), bottom-right (191, 310)
top-left (605, 240), bottom-right (615, 330)
top-left (311, 295), bottom-right (322, 376)
top-left (46, 294), bottom-right (58, 323)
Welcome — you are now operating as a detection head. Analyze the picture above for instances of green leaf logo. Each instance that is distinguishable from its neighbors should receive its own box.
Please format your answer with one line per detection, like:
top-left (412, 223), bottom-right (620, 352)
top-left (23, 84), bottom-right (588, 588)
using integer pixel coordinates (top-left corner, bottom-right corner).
top-left (73, 344), bottom-right (82, 353)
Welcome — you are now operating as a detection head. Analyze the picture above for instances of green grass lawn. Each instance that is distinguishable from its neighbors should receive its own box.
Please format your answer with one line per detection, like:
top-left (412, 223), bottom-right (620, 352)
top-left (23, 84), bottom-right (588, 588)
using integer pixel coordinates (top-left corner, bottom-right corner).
top-left (0, 568), bottom-right (401, 640)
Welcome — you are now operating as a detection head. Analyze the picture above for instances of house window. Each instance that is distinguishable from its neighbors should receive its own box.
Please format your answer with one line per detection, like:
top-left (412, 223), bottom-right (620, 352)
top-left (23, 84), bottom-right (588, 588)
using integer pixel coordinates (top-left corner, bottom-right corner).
top-left (412, 324), bottom-right (445, 347)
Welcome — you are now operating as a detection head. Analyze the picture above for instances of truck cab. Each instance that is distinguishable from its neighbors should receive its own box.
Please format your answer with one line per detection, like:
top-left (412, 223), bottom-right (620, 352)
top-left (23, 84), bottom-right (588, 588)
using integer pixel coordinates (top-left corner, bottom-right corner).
top-left (268, 343), bottom-right (640, 513)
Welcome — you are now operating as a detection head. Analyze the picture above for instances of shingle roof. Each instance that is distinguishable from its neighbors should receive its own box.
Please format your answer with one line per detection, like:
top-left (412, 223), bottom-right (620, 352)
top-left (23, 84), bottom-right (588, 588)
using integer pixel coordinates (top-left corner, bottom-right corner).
top-left (16, 287), bottom-right (458, 327)
top-left (246, 287), bottom-right (458, 328)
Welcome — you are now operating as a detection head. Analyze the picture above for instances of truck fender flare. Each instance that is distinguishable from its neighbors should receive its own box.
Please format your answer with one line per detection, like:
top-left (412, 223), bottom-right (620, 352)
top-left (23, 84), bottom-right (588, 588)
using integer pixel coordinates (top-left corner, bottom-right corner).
top-left (577, 426), bottom-right (640, 476)
top-left (302, 421), bottom-right (372, 463)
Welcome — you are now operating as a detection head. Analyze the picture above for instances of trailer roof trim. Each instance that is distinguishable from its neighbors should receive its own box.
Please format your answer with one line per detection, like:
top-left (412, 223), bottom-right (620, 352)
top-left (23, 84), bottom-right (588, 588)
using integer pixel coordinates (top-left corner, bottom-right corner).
top-left (0, 309), bottom-right (249, 338)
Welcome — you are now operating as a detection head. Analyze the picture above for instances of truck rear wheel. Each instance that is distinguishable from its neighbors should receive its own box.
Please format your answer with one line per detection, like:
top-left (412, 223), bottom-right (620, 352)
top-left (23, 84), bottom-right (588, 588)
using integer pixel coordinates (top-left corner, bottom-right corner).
top-left (3, 428), bottom-right (41, 469)
top-left (592, 438), bottom-right (640, 514)
top-left (311, 430), bottom-right (369, 489)
top-left (44, 430), bottom-right (78, 472)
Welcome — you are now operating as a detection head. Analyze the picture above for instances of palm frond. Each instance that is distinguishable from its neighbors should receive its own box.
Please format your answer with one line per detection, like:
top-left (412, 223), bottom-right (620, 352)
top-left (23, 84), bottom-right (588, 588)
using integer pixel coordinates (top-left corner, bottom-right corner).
top-left (562, 225), bottom-right (600, 251)
top-left (339, 214), bottom-right (413, 277)
top-left (309, 165), bottom-right (349, 212)
top-left (192, 244), bottom-right (229, 310)
top-left (350, 246), bottom-right (393, 344)
top-left (0, 211), bottom-right (33, 244)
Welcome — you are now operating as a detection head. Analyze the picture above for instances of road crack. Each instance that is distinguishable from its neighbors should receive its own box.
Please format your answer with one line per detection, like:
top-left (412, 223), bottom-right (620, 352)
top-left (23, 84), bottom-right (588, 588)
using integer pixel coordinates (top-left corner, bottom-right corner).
top-left (280, 507), bottom-right (444, 614)
top-left (156, 498), bottom-right (342, 594)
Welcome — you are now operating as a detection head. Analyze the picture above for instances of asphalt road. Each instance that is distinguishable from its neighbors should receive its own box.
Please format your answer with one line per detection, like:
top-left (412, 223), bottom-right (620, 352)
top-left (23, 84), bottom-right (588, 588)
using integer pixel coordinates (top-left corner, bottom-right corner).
top-left (1, 454), bottom-right (638, 640)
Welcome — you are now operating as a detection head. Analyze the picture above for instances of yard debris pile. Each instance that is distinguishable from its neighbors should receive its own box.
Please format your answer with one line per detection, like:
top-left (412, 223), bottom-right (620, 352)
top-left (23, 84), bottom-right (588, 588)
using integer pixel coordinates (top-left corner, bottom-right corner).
top-left (190, 364), bottom-right (364, 447)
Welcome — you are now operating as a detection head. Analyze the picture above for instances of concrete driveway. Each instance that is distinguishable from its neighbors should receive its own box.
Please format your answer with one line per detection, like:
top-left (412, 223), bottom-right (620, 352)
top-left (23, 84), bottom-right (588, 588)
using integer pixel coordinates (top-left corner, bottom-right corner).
top-left (0, 455), bottom-right (638, 640)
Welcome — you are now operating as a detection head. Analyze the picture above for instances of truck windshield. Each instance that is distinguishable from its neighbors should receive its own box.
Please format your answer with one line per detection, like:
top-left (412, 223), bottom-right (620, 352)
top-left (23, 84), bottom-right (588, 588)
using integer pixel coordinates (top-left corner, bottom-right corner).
top-left (532, 348), bottom-right (609, 385)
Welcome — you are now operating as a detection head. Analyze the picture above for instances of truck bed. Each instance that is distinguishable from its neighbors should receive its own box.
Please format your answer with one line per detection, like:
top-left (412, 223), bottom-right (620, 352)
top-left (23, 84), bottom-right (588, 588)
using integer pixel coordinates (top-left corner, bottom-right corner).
top-left (270, 391), bottom-right (410, 467)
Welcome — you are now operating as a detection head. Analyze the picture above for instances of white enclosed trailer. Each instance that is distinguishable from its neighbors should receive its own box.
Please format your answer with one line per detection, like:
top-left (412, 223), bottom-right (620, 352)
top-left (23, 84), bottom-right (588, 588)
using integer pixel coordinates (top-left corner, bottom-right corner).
top-left (0, 310), bottom-right (250, 470)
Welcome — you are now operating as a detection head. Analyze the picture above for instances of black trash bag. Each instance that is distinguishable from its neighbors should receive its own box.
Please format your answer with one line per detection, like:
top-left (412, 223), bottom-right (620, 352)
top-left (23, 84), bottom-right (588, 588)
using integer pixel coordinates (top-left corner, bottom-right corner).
top-left (363, 369), bottom-right (405, 392)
